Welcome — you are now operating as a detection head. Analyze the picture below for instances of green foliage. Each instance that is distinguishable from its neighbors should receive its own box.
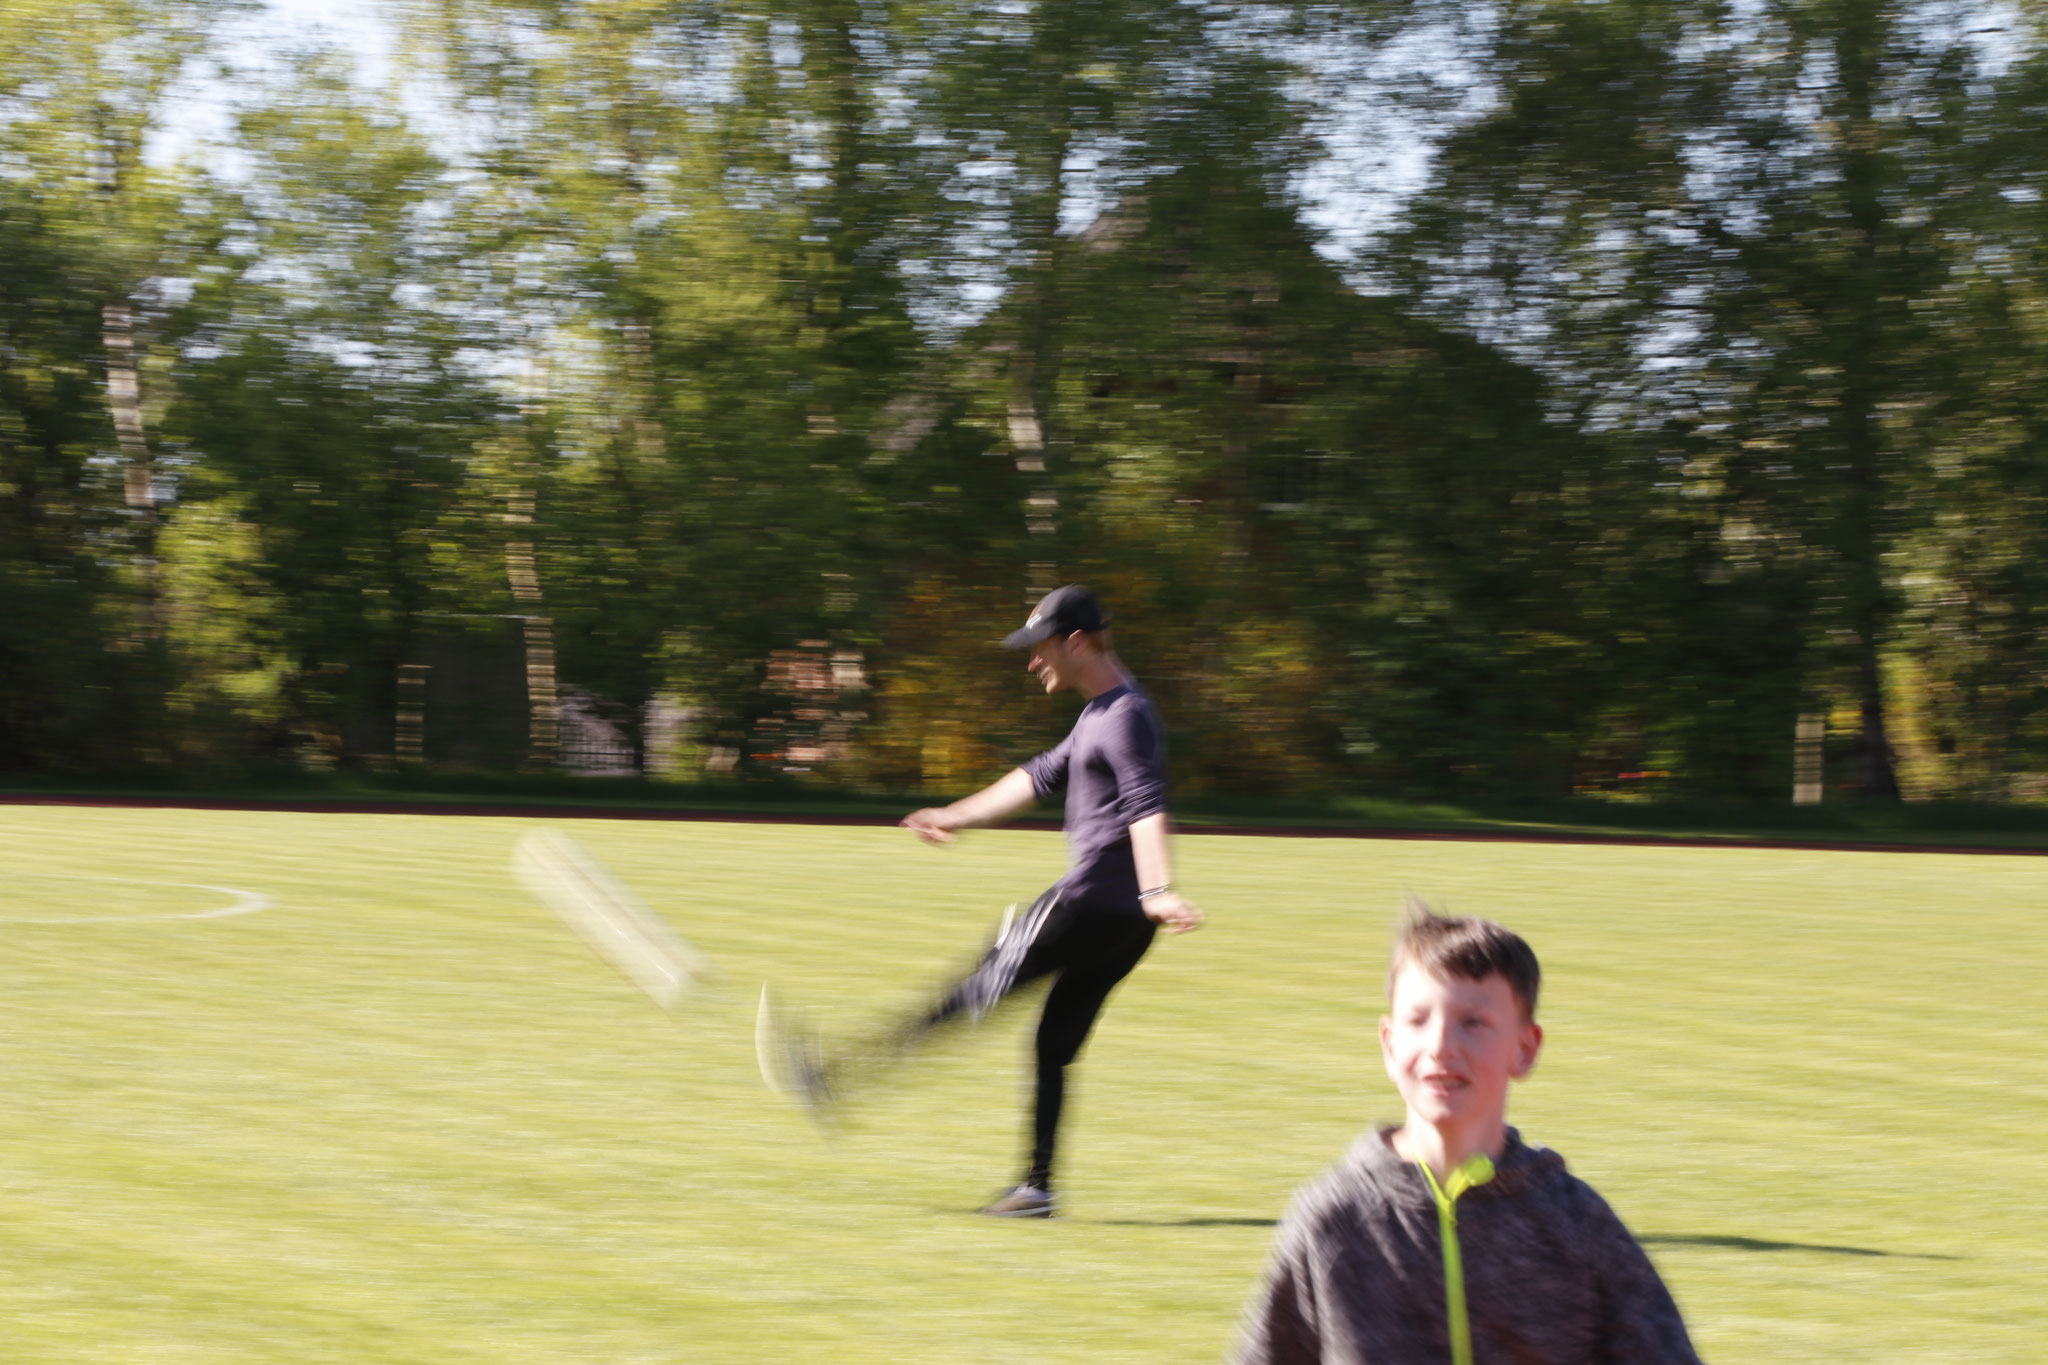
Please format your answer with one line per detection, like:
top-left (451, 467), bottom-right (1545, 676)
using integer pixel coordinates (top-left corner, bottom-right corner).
top-left (1386, 0), bottom-right (2048, 798)
top-left (155, 67), bottom-right (497, 767)
top-left (0, 184), bottom-right (140, 768)
top-left (3, 0), bottom-right (2048, 804)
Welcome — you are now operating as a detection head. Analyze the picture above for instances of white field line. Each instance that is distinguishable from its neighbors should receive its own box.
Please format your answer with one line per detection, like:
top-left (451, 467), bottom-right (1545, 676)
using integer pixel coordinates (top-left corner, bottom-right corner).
top-left (2, 876), bottom-right (275, 925)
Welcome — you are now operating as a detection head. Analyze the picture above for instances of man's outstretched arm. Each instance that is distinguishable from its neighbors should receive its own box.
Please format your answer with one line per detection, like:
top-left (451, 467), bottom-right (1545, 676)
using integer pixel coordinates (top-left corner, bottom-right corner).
top-left (1130, 811), bottom-right (1203, 933)
top-left (901, 767), bottom-right (1038, 844)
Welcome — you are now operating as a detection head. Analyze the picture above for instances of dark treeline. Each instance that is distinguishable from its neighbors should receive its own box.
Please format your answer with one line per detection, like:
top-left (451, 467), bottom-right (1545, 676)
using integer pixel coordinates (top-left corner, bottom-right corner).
top-left (4, 0), bottom-right (2047, 804)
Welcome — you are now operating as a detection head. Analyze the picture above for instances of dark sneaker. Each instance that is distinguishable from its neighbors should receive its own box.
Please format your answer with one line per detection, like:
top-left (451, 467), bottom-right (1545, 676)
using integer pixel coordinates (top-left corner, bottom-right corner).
top-left (756, 986), bottom-right (833, 1116)
top-left (980, 1184), bottom-right (1055, 1218)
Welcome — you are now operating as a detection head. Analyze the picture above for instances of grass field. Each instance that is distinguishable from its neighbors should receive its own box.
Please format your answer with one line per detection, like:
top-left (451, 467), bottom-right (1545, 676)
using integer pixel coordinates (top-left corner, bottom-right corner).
top-left (2, 805), bottom-right (2042, 1363)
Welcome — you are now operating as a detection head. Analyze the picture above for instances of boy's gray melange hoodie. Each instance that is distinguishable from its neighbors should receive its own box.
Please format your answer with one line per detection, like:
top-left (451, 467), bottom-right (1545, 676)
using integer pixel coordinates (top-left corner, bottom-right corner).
top-left (1236, 1127), bottom-right (1702, 1365)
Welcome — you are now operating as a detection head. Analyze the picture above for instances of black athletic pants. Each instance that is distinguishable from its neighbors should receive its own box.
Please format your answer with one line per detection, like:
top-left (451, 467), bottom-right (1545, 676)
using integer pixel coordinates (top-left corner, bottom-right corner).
top-left (923, 885), bottom-right (1156, 1189)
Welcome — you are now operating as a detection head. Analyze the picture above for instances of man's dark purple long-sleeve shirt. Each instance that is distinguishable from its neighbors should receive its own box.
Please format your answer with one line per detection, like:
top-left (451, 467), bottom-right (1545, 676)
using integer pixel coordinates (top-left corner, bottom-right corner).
top-left (1021, 680), bottom-right (1167, 909)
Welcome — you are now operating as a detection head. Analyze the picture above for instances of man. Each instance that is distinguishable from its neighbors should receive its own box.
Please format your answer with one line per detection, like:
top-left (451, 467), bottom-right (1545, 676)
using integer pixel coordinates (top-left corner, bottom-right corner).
top-left (763, 584), bottom-right (1201, 1218)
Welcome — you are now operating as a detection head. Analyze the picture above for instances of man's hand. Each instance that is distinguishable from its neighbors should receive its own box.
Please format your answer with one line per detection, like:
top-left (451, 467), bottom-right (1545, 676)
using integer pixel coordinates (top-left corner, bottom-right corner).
top-left (901, 768), bottom-right (1038, 846)
top-left (1142, 890), bottom-right (1204, 934)
top-left (900, 808), bottom-right (962, 844)
top-left (1127, 812), bottom-right (1198, 932)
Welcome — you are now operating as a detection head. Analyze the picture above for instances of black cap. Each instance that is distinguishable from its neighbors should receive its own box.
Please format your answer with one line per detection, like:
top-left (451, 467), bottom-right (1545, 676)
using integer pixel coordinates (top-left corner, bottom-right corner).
top-left (1002, 584), bottom-right (1109, 650)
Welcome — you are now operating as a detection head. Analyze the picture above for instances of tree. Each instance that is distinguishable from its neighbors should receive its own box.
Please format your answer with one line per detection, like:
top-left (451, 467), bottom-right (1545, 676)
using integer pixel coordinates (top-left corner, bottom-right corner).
top-left (0, 0), bottom-right (241, 768)
top-left (1384, 0), bottom-right (1998, 798)
top-left (1889, 23), bottom-right (2048, 797)
top-left (0, 184), bottom-right (139, 768)
top-left (161, 62), bottom-right (493, 768)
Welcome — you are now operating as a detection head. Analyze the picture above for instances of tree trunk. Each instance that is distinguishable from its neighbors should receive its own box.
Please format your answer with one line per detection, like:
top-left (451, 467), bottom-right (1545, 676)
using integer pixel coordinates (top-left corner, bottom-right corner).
top-left (102, 301), bottom-right (161, 637)
top-left (1834, 0), bottom-right (1901, 799)
top-left (1013, 65), bottom-right (1072, 602)
top-left (504, 492), bottom-right (559, 771)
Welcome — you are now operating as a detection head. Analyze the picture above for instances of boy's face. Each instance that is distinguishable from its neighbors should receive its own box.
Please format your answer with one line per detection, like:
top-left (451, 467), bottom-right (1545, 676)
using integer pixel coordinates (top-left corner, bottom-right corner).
top-left (1380, 961), bottom-right (1542, 1135)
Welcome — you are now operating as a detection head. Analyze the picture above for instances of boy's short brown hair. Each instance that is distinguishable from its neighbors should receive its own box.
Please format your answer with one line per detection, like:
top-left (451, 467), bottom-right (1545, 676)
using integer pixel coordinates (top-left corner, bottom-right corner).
top-left (1388, 899), bottom-right (1541, 1021)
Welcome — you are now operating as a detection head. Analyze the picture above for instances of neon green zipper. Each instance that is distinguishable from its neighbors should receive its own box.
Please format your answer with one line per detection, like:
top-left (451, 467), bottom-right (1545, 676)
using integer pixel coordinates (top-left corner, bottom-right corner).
top-left (1415, 1153), bottom-right (1496, 1365)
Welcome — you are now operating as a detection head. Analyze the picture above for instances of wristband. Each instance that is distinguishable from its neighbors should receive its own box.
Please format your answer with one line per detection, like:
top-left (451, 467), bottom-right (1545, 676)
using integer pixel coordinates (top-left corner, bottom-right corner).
top-left (1139, 885), bottom-right (1173, 900)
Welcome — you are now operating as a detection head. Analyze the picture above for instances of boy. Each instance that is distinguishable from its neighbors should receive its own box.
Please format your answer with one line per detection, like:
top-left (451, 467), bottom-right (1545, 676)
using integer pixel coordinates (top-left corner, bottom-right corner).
top-left (1236, 909), bottom-right (1701, 1364)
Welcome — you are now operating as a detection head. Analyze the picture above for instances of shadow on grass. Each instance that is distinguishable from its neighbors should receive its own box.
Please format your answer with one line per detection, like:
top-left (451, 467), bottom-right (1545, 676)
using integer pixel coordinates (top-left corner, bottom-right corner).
top-left (1642, 1234), bottom-right (1960, 1260)
top-left (1090, 1217), bottom-right (1279, 1228)
top-left (1079, 1226), bottom-right (1959, 1255)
